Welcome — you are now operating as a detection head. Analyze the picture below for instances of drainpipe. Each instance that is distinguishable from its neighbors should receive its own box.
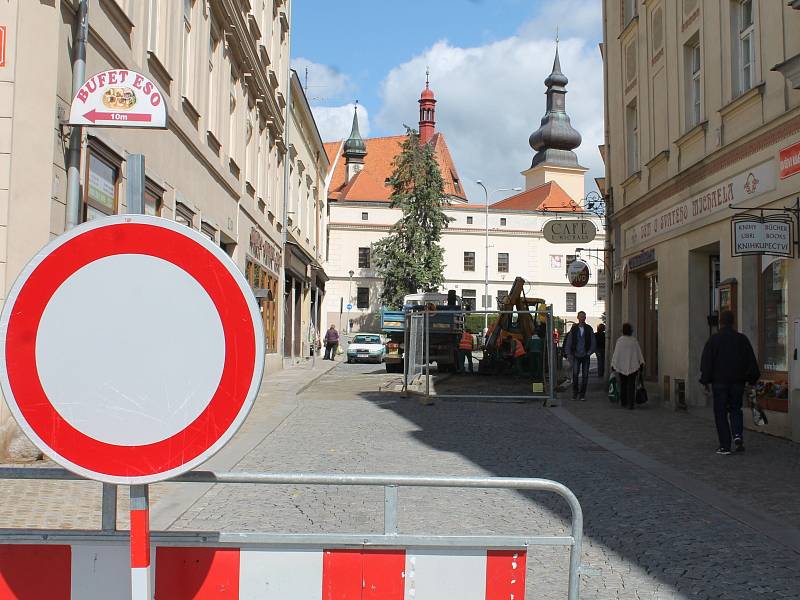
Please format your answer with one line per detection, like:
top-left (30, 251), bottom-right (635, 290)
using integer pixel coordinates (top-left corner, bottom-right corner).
top-left (65, 0), bottom-right (89, 229)
top-left (279, 1), bottom-right (293, 364)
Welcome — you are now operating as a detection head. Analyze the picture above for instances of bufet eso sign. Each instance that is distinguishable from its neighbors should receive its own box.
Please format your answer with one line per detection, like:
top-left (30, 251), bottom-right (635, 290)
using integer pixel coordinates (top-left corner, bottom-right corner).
top-left (69, 69), bottom-right (167, 128)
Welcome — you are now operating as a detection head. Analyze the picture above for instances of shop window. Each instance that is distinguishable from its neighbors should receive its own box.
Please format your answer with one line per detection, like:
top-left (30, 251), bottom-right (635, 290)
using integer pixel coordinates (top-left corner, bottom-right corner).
top-left (497, 252), bottom-right (509, 273)
top-left (144, 181), bottom-right (163, 216)
top-left (83, 146), bottom-right (120, 222)
top-left (566, 292), bottom-right (577, 313)
top-left (464, 251), bottom-right (475, 272)
top-left (358, 246), bottom-right (371, 269)
top-left (357, 287), bottom-right (369, 309)
top-left (761, 260), bottom-right (788, 373)
top-left (246, 258), bottom-right (278, 354)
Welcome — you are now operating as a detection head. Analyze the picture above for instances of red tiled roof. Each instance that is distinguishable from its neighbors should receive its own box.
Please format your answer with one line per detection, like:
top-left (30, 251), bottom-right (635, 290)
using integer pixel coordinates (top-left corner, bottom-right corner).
top-left (490, 181), bottom-right (580, 212)
top-left (325, 133), bottom-right (467, 202)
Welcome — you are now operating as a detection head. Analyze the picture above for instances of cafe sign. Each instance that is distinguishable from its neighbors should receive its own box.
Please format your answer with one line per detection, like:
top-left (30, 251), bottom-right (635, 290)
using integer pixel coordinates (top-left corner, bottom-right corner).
top-left (624, 161), bottom-right (776, 252)
top-left (731, 215), bottom-right (794, 258)
top-left (69, 69), bottom-right (168, 128)
top-left (543, 219), bottom-right (597, 244)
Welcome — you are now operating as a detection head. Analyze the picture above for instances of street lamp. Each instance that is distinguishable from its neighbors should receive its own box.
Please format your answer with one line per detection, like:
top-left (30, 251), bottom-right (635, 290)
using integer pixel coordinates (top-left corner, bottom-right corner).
top-left (475, 181), bottom-right (522, 331)
top-left (347, 269), bottom-right (354, 335)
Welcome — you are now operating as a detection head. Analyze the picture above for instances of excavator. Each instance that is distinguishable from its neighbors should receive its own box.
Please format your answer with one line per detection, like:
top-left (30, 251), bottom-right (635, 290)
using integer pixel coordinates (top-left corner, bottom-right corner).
top-left (480, 276), bottom-right (549, 375)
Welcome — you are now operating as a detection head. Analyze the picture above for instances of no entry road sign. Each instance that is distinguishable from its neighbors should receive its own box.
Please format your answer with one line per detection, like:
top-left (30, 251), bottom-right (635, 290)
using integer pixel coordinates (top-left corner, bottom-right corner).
top-left (0, 216), bottom-right (264, 484)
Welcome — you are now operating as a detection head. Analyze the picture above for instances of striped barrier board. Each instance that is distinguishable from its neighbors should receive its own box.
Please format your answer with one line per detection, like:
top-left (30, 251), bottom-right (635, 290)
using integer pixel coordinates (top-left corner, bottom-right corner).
top-left (0, 543), bottom-right (526, 599)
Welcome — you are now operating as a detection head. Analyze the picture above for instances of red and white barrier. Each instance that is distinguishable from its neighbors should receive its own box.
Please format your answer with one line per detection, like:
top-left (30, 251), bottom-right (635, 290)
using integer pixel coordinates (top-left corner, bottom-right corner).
top-left (0, 543), bottom-right (526, 599)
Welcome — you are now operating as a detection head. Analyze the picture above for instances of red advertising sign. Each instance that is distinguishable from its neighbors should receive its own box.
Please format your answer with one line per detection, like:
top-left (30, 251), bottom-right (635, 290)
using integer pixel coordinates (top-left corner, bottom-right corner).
top-left (0, 26), bottom-right (6, 68)
top-left (779, 141), bottom-right (800, 180)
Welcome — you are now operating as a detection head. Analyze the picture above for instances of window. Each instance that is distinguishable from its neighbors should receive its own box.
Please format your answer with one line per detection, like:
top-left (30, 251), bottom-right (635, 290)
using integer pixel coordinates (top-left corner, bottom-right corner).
top-left (625, 100), bottom-right (639, 175)
top-left (500, 218), bottom-right (507, 226)
top-left (358, 247), bottom-right (371, 268)
top-left (229, 74), bottom-right (239, 161)
top-left (361, 212), bottom-right (368, 221)
top-left (466, 216), bottom-right (473, 224)
top-left (686, 39), bottom-right (702, 128)
top-left (357, 287), bottom-right (369, 309)
top-left (462, 289), bottom-right (477, 311)
top-left (623, 0), bottom-right (638, 24)
top-left (566, 292), bottom-right (577, 313)
top-left (651, 7), bottom-right (664, 57)
top-left (182, 0), bottom-right (194, 98)
top-left (761, 260), bottom-right (788, 373)
top-left (496, 290), bottom-right (509, 309)
top-left (200, 222), bottom-right (216, 242)
top-left (482, 294), bottom-right (492, 309)
top-left (550, 255), bottom-right (563, 270)
top-left (144, 181), bottom-right (163, 216)
top-left (83, 146), bottom-right (119, 222)
top-left (464, 251), bottom-right (476, 271)
top-left (208, 24), bottom-right (221, 136)
top-left (497, 252), bottom-right (509, 273)
top-left (175, 203), bottom-right (194, 228)
top-left (566, 254), bottom-right (577, 270)
top-left (737, 0), bottom-right (755, 95)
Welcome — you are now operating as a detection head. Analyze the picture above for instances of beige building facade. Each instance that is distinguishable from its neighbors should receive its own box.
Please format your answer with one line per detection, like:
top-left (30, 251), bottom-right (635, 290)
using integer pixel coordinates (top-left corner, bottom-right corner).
top-left (603, 0), bottom-right (800, 439)
top-left (0, 0), bottom-right (329, 458)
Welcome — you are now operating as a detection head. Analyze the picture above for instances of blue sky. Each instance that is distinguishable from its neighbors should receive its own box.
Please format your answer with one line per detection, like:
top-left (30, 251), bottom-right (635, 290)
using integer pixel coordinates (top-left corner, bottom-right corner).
top-left (291, 0), bottom-right (604, 202)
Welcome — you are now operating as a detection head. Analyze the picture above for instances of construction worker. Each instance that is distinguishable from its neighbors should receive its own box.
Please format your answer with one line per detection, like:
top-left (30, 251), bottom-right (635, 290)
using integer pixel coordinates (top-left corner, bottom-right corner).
top-left (457, 329), bottom-right (475, 374)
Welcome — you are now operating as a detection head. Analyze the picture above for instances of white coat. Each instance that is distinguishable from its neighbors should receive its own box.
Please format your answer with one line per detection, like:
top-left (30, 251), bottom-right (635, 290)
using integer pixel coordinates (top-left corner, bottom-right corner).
top-left (610, 335), bottom-right (645, 376)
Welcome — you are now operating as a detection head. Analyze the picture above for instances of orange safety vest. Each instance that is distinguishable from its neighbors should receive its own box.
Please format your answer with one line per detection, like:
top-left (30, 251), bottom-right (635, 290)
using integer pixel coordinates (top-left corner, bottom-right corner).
top-left (513, 338), bottom-right (526, 358)
top-left (459, 331), bottom-right (474, 350)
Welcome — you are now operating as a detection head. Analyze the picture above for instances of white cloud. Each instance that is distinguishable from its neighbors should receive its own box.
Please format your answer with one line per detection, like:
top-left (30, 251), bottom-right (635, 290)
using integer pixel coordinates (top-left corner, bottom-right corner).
top-left (291, 57), bottom-right (354, 104)
top-left (375, 10), bottom-right (604, 204)
top-left (310, 103), bottom-right (371, 143)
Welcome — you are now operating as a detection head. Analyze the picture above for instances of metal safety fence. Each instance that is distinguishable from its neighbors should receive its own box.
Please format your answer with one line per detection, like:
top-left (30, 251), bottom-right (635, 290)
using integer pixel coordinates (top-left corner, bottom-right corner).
top-left (404, 308), bottom-right (558, 403)
top-left (0, 468), bottom-right (584, 599)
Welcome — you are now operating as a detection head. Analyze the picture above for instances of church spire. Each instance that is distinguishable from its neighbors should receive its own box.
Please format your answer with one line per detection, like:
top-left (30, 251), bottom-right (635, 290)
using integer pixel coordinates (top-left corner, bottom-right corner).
top-left (343, 103), bottom-right (367, 183)
top-left (418, 68), bottom-right (437, 144)
top-left (528, 45), bottom-right (582, 169)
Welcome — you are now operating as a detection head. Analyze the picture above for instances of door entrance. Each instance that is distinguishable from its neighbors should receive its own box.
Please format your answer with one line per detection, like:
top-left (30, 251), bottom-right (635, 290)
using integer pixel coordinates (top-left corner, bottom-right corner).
top-left (639, 269), bottom-right (659, 381)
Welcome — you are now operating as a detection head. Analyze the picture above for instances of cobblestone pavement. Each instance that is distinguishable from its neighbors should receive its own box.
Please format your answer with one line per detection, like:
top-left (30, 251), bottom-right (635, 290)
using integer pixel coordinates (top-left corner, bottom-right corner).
top-left (0, 357), bottom-right (337, 531)
top-left (166, 363), bottom-right (800, 600)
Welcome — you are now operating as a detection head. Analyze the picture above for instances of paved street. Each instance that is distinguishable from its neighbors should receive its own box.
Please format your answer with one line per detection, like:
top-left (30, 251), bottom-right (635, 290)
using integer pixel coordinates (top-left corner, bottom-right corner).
top-left (3, 361), bottom-right (799, 598)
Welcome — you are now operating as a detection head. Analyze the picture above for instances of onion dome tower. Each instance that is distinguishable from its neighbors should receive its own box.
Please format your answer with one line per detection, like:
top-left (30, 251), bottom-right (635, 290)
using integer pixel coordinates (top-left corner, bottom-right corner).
top-left (343, 104), bottom-right (367, 183)
top-left (418, 69), bottom-right (437, 144)
top-left (522, 44), bottom-right (587, 203)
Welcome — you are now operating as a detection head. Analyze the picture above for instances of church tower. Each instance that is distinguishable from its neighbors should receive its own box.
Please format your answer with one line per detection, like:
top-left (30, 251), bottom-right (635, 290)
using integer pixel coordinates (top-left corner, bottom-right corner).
top-left (523, 45), bottom-right (587, 204)
top-left (418, 70), bottom-right (436, 144)
top-left (343, 105), bottom-right (367, 183)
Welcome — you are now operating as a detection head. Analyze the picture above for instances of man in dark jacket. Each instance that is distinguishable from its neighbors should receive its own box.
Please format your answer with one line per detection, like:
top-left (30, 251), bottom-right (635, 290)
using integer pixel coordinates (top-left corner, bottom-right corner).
top-left (700, 310), bottom-right (760, 455)
top-left (565, 311), bottom-right (596, 400)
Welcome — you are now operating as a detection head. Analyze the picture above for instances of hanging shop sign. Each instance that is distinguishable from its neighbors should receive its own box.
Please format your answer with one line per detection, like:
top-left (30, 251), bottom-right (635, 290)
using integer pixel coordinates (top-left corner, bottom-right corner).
top-left (731, 214), bottom-right (795, 258)
top-left (69, 69), bottom-right (168, 128)
top-left (779, 141), bottom-right (800, 180)
top-left (0, 216), bottom-right (264, 484)
top-left (542, 219), bottom-right (597, 244)
top-left (566, 259), bottom-right (590, 287)
top-left (624, 160), bottom-right (776, 251)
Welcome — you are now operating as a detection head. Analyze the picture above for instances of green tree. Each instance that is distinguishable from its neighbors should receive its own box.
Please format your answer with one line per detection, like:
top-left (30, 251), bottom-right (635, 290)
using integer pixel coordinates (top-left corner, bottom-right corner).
top-left (372, 127), bottom-right (451, 309)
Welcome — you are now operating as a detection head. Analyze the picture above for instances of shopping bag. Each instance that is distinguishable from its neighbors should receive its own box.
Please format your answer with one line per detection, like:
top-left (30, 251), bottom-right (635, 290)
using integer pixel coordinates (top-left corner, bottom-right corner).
top-left (635, 371), bottom-right (648, 405)
top-left (607, 373), bottom-right (620, 403)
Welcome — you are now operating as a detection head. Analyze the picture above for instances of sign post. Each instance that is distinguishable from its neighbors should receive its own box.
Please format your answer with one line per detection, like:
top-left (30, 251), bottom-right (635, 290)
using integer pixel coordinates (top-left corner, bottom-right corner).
top-left (0, 216), bottom-right (264, 599)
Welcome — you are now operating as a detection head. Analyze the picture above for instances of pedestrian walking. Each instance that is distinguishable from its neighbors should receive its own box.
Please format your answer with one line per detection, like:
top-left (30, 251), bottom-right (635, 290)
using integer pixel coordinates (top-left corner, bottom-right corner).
top-left (595, 323), bottom-right (606, 378)
top-left (565, 311), bottom-right (596, 400)
top-left (457, 329), bottom-right (475, 374)
top-left (610, 323), bottom-right (644, 410)
top-left (700, 310), bottom-right (760, 455)
top-left (323, 324), bottom-right (340, 360)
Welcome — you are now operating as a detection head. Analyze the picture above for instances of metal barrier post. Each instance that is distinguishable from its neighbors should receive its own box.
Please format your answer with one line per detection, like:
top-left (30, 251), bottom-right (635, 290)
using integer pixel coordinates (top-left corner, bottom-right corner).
top-left (424, 310), bottom-right (430, 399)
top-left (403, 313), bottom-right (409, 389)
top-left (383, 484), bottom-right (398, 535)
top-left (547, 306), bottom-right (558, 406)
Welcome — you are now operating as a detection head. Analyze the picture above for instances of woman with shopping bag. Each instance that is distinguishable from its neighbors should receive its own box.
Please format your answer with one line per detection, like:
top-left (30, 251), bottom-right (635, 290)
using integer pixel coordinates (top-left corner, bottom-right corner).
top-left (610, 323), bottom-right (645, 410)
